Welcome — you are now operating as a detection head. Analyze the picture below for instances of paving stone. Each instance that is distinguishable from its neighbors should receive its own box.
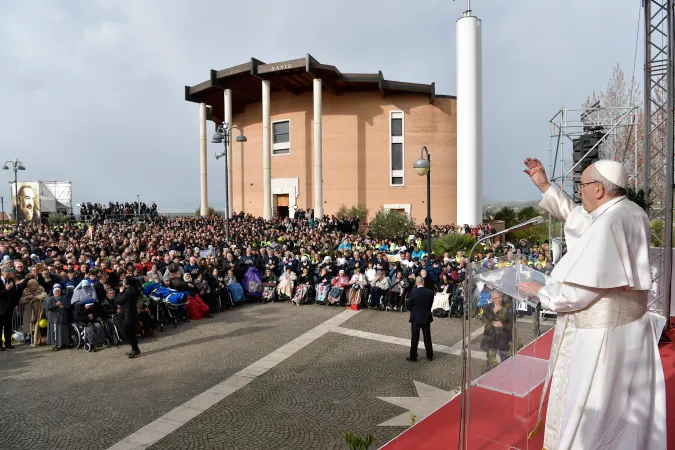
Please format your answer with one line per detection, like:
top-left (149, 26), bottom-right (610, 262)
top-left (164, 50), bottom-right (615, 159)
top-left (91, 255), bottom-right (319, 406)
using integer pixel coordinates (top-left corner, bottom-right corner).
top-left (0, 303), bottom-right (340, 450)
top-left (340, 308), bottom-right (481, 347)
top-left (148, 332), bottom-right (465, 450)
top-left (0, 301), bottom-right (545, 450)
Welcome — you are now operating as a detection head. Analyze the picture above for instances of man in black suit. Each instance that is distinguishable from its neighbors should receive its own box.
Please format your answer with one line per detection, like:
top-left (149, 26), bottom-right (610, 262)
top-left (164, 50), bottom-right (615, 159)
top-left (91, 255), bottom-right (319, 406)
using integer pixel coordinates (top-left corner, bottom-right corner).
top-left (407, 276), bottom-right (434, 361)
top-left (0, 267), bottom-right (17, 350)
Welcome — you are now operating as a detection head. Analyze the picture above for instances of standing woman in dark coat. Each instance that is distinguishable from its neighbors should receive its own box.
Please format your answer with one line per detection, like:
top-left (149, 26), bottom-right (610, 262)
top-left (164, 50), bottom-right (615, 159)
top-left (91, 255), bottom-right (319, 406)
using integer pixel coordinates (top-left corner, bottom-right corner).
top-left (44, 285), bottom-right (71, 350)
top-left (115, 276), bottom-right (141, 359)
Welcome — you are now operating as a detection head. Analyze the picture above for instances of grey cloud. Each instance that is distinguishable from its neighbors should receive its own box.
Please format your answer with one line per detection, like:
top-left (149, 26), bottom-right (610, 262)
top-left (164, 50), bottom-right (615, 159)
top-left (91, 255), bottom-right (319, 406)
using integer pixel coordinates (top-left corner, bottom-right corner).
top-left (0, 0), bottom-right (640, 211)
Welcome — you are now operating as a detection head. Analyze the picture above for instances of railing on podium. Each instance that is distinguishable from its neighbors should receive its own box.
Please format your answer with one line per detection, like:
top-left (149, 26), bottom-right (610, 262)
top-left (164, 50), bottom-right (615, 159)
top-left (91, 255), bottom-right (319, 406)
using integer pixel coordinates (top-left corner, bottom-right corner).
top-left (458, 257), bottom-right (556, 449)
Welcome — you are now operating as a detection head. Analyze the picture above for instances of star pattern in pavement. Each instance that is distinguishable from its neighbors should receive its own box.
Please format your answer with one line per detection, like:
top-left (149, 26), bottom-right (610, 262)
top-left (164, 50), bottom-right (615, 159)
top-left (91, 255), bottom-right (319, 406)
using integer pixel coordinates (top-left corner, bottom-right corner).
top-left (377, 381), bottom-right (457, 427)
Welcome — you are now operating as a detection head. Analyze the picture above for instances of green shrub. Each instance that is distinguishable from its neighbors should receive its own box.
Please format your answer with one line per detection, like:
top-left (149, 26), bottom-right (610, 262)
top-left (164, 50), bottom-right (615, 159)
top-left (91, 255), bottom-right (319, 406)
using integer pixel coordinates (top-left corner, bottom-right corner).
top-left (651, 219), bottom-right (666, 247)
top-left (509, 224), bottom-right (549, 245)
top-left (342, 432), bottom-right (374, 450)
top-left (493, 207), bottom-right (517, 228)
top-left (336, 204), bottom-right (370, 223)
top-left (432, 234), bottom-right (475, 257)
top-left (368, 209), bottom-right (415, 240)
top-left (194, 206), bottom-right (218, 217)
top-left (47, 212), bottom-right (69, 226)
top-left (336, 204), bottom-right (350, 218)
top-left (348, 204), bottom-right (369, 223)
top-left (626, 187), bottom-right (651, 210)
top-left (516, 206), bottom-right (539, 222)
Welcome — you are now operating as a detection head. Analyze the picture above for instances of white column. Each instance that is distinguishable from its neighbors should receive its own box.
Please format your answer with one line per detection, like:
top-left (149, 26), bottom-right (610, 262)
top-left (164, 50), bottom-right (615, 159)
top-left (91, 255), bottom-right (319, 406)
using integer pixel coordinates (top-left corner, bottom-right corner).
top-left (199, 102), bottom-right (208, 216)
top-left (262, 80), bottom-right (272, 220)
top-left (456, 12), bottom-right (483, 226)
top-left (313, 78), bottom-right (324, 219)
top-left (224, 89), bottom-right (233, 218)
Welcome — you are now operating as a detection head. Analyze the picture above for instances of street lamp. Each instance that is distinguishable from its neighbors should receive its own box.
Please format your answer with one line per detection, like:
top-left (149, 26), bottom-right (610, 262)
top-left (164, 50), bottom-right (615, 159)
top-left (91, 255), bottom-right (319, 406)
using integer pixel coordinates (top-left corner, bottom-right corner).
top-left (3, 159), bottom-right (26, 223)
top-left (213, 122), bottom-right (247, 243)
top-left (413, 147), bottom-right (432, 256)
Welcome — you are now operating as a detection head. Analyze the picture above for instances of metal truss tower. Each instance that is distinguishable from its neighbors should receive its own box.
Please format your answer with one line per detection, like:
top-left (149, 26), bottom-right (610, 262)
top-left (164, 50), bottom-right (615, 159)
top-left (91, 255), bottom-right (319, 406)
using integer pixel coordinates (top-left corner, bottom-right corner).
top-left (644, 0), bottom-right (674, 322)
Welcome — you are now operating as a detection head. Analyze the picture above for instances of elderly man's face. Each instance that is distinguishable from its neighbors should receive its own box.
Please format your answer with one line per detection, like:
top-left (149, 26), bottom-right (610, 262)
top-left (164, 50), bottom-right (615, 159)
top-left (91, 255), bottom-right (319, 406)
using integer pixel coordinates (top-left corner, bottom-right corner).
top-left (579, 166), bottom-right (604, 213)
top-left (18, 187), bottom-right (35, 220)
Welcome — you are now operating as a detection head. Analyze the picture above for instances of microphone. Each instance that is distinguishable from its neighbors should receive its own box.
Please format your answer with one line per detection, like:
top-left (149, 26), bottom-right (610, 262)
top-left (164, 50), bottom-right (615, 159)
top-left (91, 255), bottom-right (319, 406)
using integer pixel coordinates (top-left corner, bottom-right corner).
top-left (499, 216), bottom-right (545, 235)
top-left (467, 216), bottom-right (545, 262)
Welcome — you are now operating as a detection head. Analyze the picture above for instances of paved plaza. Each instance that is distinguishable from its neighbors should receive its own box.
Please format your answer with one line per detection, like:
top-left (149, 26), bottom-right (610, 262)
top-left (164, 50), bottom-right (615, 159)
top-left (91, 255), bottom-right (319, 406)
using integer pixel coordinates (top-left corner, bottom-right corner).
top-left (1, 302), bottom-right (551, 450)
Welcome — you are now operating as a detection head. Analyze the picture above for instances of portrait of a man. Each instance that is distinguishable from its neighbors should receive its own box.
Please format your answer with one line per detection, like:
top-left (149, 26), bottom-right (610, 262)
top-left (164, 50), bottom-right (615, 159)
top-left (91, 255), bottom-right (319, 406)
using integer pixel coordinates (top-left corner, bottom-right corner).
top-left (13, 183), bottom-right (40, 223)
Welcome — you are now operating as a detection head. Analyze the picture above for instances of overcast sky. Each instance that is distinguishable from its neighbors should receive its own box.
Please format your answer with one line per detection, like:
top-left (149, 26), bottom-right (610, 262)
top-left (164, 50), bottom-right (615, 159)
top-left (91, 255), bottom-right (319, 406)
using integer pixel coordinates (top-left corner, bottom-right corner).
top-left (0, 0), bottom-right (642, 212)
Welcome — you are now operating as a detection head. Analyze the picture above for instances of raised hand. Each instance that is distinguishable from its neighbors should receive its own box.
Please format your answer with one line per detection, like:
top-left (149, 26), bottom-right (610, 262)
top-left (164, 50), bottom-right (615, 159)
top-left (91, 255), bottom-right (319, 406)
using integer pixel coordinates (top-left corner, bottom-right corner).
top-left (523, 158), bottom-right (551, 193)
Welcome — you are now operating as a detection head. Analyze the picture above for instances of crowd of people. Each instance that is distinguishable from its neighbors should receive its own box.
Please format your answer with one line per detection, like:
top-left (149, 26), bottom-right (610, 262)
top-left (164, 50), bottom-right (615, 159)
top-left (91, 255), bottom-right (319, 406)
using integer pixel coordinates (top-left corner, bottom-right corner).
top-left (78, 201), bottom-right (158, 222)
top-left (0, 211), bottom-right (557, 360)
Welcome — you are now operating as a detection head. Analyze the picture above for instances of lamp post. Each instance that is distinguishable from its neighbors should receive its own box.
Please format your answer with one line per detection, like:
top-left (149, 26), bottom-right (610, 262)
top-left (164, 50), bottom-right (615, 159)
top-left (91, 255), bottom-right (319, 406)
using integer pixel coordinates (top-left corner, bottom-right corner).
top-left (137, 194), bottom-right (140, 216)
top-left (3, 159), bottom-right (26, 223)
top-left (213, 123), bottom-right (247, 243)
top-left (413, 147), bottom-right (432, 256)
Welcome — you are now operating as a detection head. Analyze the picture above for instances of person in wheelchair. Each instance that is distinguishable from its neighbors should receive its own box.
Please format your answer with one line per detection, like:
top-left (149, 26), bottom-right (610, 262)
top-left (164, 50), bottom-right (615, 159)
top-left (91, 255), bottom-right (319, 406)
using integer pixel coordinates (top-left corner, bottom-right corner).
top-left (101, 287), bottom-right (118, 316)
top-left (388, 271), bottom-right (409, 312)
top-left (347, 267), bottom-right (367, 307)
top-left (276, 265), bottom-right (297, 300)
top-left (313, 267), bottom-right (331, 304)
top-left (74, 298), bottom-right (103, 324)
top-left (291, 267), bottom-right (313, 305)
top-left (261, 267), bottom-right (278, 303)
top-left (368, 270), bottom-right (390, 309)
top-left (328, 270), bottom-right (350, 306)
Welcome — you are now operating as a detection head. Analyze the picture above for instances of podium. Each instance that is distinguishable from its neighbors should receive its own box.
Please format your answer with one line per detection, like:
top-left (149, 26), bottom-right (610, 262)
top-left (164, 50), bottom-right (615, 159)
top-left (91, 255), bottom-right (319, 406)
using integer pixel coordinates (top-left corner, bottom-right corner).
top-left (459, 259), bottom-right (556, 449)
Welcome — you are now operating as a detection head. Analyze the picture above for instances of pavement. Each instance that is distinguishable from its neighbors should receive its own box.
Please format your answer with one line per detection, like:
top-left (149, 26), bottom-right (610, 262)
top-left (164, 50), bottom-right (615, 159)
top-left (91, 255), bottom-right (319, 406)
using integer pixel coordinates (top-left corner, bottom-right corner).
top-left (0, 302), bottom-right (551, 450)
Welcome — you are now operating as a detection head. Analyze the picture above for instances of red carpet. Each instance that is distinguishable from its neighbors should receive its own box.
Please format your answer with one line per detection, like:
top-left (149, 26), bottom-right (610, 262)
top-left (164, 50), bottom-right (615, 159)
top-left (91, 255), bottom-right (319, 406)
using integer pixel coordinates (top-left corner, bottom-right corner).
top-left (383, 327), bottom-right (675, 450)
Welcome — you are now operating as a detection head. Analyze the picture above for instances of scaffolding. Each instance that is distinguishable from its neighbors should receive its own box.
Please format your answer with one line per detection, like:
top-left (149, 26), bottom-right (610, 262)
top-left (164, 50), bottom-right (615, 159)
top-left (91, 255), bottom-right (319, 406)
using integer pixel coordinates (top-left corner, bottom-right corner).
top-left (644, 0), bottom-right (674, 321)
top-left (547, 105), bottom-right (640, 240)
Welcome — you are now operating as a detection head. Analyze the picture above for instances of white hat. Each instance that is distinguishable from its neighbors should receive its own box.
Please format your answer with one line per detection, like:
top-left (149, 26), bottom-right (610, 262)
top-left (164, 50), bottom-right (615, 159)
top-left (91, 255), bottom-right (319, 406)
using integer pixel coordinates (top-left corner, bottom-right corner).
top-left (594, 160), bottom-right (628, 189)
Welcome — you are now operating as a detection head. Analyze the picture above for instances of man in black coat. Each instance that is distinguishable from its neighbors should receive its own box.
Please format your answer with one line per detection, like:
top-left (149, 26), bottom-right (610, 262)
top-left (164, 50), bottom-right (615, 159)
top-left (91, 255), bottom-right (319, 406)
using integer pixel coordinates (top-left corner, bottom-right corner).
top-left (407, 276), bottom-right (434, 362)
top-left (0, 267), bottom-right (16, 350)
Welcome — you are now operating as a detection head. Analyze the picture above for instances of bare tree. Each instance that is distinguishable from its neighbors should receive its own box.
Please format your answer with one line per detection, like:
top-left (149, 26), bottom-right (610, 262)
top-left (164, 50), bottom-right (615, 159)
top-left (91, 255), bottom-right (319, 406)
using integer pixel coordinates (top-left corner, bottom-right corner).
top-left (582, 64), bottom-right (644, 185)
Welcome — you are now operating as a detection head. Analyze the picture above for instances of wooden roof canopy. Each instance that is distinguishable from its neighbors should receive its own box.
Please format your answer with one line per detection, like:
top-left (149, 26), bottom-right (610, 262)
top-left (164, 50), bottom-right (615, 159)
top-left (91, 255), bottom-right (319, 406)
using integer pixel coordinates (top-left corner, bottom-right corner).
top-left (185, 53), bottom-right (454, 123)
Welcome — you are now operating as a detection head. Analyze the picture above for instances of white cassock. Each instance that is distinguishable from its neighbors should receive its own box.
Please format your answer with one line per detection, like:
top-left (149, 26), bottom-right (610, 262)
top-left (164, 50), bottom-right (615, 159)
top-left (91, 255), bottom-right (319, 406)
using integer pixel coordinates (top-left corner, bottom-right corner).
top-left (534, 187), bottom-right (666, 450)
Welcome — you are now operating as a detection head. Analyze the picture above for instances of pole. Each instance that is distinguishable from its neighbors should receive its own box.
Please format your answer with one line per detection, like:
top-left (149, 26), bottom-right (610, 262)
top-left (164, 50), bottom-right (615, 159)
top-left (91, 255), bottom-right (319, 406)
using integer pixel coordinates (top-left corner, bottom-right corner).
top-left (14, 168), bottom-right (18, 224)
top-left (224, 128), bottom-right (230, 243)
top-left (1, 196), bottom-right (4, 221)
top-left (137, 194), bottom-right (140, 216)
top-left (426, 152), bottom-right (432, 255)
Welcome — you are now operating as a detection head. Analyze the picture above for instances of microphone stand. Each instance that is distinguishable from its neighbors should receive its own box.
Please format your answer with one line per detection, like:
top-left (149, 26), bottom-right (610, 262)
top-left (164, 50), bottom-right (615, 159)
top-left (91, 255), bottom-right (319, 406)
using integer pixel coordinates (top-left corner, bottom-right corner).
top-left (458, 217), bottom-right (543, 450)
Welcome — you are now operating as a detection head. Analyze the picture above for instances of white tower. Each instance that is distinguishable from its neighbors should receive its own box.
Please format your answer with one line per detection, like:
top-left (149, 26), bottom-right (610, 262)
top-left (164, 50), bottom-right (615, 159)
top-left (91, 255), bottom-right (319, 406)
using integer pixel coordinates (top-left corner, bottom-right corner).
top-left (456, 1), bottom-right (483, 226)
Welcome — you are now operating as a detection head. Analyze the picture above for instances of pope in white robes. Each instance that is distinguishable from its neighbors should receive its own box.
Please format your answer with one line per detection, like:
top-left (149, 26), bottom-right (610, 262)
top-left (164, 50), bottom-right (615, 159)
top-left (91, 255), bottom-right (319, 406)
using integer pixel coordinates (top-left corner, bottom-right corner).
top-left (519, 158), bottom-right (666, 450)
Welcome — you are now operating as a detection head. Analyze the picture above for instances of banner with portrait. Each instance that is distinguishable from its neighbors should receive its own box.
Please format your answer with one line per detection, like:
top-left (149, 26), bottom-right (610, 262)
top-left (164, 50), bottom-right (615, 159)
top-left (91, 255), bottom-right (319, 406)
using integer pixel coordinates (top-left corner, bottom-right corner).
top-left (11, 181), bottom-right (40, 223)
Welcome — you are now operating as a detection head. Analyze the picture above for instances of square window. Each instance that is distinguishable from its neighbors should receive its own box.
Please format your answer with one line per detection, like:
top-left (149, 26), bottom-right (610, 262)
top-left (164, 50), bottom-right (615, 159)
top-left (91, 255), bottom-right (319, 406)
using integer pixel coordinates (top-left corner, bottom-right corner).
top-left (391, 143), bottom-right (403, 171)
top-left (273, 121), bottom-right (290, 144)
top-left (272, 120), bottom-right (291, 155)
top-left (392, 177), bottom-right (403, 185)
top-left (391, 118), bottom-right (403, 137)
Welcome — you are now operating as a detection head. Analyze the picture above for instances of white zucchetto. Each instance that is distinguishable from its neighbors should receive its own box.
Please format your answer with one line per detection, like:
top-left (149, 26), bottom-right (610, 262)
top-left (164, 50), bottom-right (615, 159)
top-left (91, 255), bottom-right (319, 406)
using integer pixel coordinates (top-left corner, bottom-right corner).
top-left (594, 160), bottom-right (628, 189)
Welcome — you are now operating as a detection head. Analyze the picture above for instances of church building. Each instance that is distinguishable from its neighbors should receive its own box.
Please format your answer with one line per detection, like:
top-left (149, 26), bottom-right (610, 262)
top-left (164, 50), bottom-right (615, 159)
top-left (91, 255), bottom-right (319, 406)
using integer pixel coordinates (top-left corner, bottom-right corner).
top-left (185, 53), bottom-right (457, 224)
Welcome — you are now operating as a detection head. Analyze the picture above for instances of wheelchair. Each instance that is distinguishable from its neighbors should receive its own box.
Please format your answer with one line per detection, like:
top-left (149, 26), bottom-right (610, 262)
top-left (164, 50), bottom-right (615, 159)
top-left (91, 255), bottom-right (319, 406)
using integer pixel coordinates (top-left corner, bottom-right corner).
top-left (69, 317), bottom-right (119, 353)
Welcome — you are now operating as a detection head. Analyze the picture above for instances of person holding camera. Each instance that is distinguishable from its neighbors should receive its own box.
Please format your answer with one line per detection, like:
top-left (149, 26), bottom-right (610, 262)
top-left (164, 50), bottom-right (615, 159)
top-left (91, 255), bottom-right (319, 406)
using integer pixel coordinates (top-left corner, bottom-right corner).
top-left (115, 276), bottom-right (141, 359)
